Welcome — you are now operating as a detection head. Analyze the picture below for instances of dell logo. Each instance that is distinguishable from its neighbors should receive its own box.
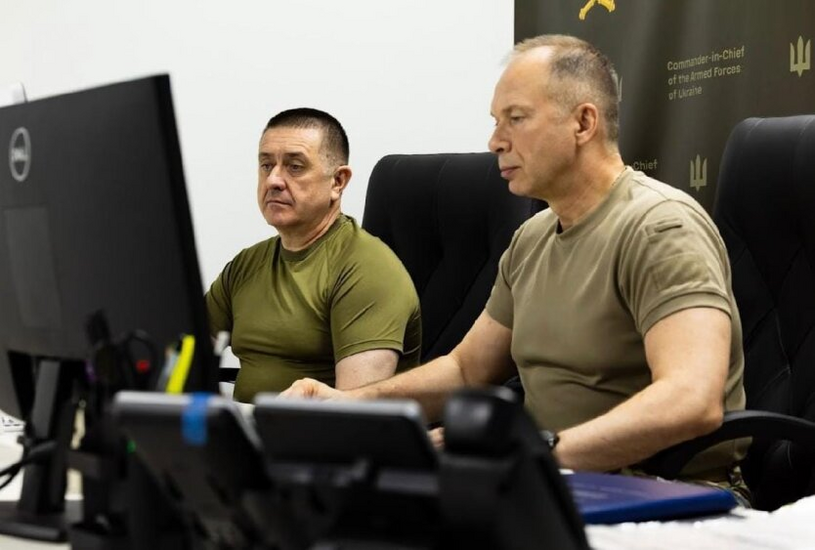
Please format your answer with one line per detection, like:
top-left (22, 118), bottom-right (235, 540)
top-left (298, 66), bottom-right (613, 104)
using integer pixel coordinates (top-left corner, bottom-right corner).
top-left (9, 127), bottom-right (31, 182)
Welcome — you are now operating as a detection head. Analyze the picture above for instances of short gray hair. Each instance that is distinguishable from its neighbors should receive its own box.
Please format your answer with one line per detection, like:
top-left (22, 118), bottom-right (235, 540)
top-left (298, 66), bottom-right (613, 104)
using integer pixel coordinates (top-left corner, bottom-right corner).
top-left (513, 34), bottom-right (620, 142)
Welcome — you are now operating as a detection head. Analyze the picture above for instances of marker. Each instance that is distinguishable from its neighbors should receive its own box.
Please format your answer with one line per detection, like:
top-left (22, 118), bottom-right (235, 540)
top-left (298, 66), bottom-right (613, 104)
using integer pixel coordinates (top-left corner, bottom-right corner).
top-left (166, 334), bottom-right (196, 394)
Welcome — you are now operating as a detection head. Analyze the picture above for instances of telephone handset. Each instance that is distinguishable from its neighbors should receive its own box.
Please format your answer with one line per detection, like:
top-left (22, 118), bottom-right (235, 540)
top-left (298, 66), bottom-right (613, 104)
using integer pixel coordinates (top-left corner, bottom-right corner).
top-left (440, 387), bottom-right (590, 550)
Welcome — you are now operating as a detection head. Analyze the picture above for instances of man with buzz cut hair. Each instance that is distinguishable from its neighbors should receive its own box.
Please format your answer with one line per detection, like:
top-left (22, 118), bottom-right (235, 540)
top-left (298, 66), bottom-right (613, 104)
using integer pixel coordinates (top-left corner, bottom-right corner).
top-left (206, 107), bottom-right (421, 402)
top-left (281, 36), bottom-right (751, 504)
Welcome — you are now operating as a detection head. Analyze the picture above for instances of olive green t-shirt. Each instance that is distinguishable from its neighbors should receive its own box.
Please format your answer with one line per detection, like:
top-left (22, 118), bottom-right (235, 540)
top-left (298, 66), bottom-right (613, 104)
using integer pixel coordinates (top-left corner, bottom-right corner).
top-left (206, 215), bottom-right (421, 402)
top-left (486, 168), bottom-right (747, 480)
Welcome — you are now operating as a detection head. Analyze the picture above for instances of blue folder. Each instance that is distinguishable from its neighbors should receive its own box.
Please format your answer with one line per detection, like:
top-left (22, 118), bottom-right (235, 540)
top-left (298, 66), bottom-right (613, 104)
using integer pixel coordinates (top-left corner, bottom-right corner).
top-left (565, 471), bottom-right (738, 524)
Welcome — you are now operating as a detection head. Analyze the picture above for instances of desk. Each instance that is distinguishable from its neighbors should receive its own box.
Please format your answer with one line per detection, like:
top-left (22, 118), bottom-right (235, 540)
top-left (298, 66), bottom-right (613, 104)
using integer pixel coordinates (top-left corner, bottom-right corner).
top-left (3, 429), bottom-right (815, 549)
top-left (0, 388), bottom-right (240, 550)
top-left (0, 432), bottom-right (73, 549)
top-left (585, 496), bottom-right (815, 549)
top-left (0, 531), bottom-right (68, 549)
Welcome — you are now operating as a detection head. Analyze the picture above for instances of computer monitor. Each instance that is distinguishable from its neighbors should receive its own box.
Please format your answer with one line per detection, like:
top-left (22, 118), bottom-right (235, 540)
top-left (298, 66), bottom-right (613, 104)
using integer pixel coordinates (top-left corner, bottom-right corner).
top-left (0, 75), bottom-right (217, 541)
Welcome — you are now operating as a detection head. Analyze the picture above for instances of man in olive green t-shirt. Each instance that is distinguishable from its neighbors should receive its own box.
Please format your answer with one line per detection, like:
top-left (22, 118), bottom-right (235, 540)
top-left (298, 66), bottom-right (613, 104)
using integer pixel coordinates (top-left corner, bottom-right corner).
top-left (206, 108), bottom-right (421, 402)
top-left (282, 36), bottom-right (749, 500)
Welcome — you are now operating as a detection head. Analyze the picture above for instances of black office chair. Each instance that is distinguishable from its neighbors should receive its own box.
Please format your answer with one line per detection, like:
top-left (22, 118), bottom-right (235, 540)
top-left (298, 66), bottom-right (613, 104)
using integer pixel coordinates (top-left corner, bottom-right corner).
top-left (647, 116), bottom-right (815, 511)
top-left (362, 153), bottom-right (545, 364)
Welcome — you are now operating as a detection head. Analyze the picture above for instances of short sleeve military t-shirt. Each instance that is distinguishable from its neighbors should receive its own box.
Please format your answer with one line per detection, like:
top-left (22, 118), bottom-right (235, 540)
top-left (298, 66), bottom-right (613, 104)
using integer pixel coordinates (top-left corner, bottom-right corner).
top-left (486, 168), bottom-right (746, 479)
top-left (206, 215), bottom-right (421, 402)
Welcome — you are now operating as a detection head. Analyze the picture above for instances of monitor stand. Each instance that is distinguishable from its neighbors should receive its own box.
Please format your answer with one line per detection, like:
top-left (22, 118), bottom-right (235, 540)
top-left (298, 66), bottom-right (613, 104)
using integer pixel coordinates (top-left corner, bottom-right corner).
top-left (0, 358), bottom-right (80, 542)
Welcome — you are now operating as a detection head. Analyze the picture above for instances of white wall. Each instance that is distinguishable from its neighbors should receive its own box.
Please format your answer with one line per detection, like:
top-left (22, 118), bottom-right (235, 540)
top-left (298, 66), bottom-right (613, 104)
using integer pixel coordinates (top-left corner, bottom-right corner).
top-left (0, 0), bottom-right (513, 287)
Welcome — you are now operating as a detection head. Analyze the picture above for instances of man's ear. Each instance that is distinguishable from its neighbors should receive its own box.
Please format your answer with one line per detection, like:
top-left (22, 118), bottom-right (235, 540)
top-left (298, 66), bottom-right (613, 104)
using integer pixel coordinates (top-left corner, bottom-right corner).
top-left (574, 103), bottom-right (600, 146)
top-left (331, 165), bottom-right (352, 201)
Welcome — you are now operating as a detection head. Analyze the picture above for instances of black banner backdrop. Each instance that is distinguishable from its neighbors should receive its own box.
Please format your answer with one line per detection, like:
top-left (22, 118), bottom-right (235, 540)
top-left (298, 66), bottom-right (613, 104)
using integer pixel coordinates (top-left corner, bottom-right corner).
top-left (515, 0), bottom-right (815, 210)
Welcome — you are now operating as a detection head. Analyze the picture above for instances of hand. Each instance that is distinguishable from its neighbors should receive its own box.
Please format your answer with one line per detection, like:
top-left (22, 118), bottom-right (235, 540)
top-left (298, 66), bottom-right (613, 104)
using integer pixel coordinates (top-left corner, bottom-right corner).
top-left (279, 378), bottom-right (346, 400)
top-left (428, 426), bottom-right (445, 450)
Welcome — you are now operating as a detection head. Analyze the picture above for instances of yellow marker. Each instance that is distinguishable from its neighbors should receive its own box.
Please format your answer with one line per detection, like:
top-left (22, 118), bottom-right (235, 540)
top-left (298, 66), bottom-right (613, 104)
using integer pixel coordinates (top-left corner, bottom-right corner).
top-left (166, 335), bottom-right (196, 394)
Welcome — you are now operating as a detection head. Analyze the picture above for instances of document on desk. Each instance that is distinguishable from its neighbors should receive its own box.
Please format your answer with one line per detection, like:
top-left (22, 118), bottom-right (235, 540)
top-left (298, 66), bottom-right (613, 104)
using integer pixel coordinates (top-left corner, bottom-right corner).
top-left (0, 413), bottom-right (23, 433)
top-left (586, 495), bottom-right (815, 550)
top-left (566, 472), bottom-right (737, 524)
top-left (0, 433), bottom-right (24, 502)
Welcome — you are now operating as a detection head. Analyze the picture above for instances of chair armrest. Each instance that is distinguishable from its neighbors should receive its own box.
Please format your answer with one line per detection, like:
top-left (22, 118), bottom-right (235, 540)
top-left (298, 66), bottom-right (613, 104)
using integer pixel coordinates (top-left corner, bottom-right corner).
top-left (644, 410), bottom-right (815, 479)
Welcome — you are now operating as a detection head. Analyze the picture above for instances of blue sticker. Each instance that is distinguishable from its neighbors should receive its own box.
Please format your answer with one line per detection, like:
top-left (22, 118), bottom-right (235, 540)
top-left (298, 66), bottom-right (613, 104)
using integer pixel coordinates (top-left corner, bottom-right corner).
top-left (182, 392), bottom-right (210, 446)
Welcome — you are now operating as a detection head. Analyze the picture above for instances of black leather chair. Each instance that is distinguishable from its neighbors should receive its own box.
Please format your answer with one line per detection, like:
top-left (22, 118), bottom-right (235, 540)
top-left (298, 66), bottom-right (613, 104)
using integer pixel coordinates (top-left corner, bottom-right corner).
top-left (647, 116), bottom-right (815, 511)
top-left (362, 153), bottom-right (545, 364)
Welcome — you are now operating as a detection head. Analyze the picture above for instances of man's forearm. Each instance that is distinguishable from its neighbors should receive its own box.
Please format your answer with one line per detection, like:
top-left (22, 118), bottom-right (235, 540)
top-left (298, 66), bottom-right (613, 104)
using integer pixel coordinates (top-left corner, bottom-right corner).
top-left (349, 354), bottom-right (468, 422)
top-left (281, 310), bottom-right (515, 419)
top-left (554, 378), bottom-right (723, 472)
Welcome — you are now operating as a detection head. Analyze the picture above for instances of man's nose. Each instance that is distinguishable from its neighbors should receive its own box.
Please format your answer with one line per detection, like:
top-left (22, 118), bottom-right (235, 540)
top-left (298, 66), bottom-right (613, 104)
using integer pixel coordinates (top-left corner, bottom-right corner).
top-left (265, 166), bottom-right (286, 189)
top-left (488, 126), bottom-right (508, 154)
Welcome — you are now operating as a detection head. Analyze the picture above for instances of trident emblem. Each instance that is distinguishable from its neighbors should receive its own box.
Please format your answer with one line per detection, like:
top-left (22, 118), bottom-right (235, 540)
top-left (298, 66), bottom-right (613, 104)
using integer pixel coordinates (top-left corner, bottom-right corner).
top-left (579, 0), bottom-right (616, 20)
top-left (690, 155), bottom-right (707, 192)
top-left (790, 36), bottom-right (811, 77)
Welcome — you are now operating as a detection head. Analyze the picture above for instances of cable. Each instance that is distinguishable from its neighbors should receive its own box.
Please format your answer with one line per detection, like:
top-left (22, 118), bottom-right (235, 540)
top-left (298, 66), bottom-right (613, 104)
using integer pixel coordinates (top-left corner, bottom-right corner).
top-left (0, 465), bottom-right (21, 491)
top-left (0, 440), bottom-right (58, 490)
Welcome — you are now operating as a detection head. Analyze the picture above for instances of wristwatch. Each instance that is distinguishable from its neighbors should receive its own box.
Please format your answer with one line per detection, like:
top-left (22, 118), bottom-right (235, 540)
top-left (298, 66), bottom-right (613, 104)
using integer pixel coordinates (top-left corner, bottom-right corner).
top-left (541, 430), bottom-right (560, 451)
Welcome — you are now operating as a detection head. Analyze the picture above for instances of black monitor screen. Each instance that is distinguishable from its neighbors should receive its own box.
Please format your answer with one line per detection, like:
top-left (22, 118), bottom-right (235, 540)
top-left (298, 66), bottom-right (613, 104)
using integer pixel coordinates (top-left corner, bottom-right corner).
top-left (0, 75), bottom-right (216, 416)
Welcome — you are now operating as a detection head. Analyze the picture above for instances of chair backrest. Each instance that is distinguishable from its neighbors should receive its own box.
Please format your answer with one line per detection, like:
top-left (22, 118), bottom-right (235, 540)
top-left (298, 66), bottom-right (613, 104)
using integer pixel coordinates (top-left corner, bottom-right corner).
top-left (362, 153), bottom-right (545, 362)
top-left (713, 115), bottom-right (815, 509)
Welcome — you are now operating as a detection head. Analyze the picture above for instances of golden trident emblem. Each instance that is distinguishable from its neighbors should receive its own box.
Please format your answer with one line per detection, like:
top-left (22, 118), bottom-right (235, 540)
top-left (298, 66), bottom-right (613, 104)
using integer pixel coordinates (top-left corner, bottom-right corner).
top-left (690, 155), bottom-right (707, 192)
top-left (790, 36), bottom-right (811, 77)
top-left (579, 0), bottom-right (616, 20)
